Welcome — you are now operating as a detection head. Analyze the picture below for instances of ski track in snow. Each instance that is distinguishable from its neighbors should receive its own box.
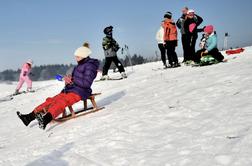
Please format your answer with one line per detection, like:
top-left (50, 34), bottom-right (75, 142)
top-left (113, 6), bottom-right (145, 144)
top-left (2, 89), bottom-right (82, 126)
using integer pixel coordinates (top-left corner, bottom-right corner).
top-left (0, 47), bottom-right (252, 165)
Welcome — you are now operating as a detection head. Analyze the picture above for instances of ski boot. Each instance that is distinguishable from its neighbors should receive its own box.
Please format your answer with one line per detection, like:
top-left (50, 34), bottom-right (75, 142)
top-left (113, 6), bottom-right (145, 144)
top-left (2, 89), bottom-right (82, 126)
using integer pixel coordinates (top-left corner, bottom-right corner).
top-left (17, 111), bottom-right (35, 126)
top-left (121, 72), bottom-right (127, 79)
top-left (27, 88), bottom-right (35, 93)
top-left (35, 112), bottom-right (53, 130)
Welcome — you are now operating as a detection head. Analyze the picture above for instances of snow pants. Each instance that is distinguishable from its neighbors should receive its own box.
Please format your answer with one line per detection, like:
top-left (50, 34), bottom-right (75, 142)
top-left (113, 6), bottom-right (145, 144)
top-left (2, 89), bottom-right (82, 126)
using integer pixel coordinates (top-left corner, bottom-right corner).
top-left (158, 43), bottom-right (167, 65)
top-left (195, 48), bottom-right (224, 63)
top-left (184, 34), bottom-right (198, 61)
top-left (16, 76), bottom-right (32, 91)
top-left (33, 92), bottom-right (81, 119)
top-left (102, 56), bottom-right (125, 76)
top-left (165, 40), bottom-right (179, 65)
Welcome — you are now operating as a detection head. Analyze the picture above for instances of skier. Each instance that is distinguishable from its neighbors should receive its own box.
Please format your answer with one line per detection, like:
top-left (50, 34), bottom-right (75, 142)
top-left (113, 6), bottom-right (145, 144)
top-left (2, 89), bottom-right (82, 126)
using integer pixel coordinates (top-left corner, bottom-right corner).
top-left (183, 9), bottom-right (203, 64)
top-left (176, 7), bottom-right (189, 62)
top-left (14, 59), bottom-right (34, 95)
top-left (156, 21), bottom-right (167, 68)
top-left (17, 43), bottom-right (99, 129)
top-left (194, 25), bottom-right (225, 63)
top-left (163, 12), bottom-right (180, 68)
top-left (100, 26), bottom-right (127, 80)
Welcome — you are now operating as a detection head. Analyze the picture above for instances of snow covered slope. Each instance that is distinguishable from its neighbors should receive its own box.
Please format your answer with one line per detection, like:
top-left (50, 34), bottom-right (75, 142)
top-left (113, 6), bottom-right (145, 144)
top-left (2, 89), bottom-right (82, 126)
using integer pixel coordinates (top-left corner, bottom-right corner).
top-left (0, 47), bottom-right (252, 166)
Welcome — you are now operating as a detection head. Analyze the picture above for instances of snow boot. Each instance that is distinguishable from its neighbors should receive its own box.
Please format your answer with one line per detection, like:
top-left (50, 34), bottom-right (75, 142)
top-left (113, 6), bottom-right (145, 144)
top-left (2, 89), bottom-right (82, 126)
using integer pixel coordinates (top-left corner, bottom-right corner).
top-left (100, 75), bottom-right (110, 80)
top-left (35, 112), bottom-right (53, 130)
top-left (121, 72), bottom-right (127, 79)
top-left (17, 111), bottom-right (35, 126)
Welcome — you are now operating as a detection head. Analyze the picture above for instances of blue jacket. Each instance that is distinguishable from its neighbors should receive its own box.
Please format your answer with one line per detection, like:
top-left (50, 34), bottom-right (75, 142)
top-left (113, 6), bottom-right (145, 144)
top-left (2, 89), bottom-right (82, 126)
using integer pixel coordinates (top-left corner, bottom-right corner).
top-left (63, 57), bottom-right (99, 100)
top-left (206, 33), bottom-right (218, 52)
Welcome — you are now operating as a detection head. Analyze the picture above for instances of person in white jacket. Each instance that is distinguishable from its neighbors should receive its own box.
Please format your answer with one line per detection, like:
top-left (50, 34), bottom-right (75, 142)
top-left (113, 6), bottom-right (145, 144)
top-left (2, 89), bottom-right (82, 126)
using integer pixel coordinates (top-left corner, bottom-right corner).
top-left (156, 21), bottom-right (167, 68)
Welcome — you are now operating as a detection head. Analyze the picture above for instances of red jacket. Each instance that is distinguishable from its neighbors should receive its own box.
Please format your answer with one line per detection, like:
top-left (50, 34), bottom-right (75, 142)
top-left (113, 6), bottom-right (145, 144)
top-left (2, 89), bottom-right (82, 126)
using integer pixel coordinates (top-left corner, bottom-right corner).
top-left (163, 19), bottom-right (178, 41)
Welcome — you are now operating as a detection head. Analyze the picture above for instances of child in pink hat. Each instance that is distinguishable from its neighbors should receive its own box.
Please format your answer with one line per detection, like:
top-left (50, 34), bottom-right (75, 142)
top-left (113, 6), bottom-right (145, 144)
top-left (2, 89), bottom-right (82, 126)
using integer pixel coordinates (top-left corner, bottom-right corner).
top-left (15, 59), bottom-right (33, 94)
top-left (194, 25), bottom-right (225, 63)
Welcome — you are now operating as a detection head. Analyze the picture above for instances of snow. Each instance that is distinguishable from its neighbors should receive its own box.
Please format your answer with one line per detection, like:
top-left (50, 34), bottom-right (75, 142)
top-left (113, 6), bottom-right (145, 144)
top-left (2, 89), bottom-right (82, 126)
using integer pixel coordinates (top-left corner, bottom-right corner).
top-left (1, 47), bottom-right (252, 166)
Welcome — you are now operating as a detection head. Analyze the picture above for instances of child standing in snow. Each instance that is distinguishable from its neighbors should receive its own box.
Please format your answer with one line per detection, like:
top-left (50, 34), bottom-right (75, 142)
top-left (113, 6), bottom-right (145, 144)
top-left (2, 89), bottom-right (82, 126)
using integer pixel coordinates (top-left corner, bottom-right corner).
top-left (163, 12), bottom-right (180, 67)
top-left (17, 43), bottom-right (99, 129)
top-left (156, 21), bottom-right (167, 68)
top-left (100, 26), bottom-right (127, 80)
top-left (195, 25), bottom-right (225, 63)
top-left (15, 59), bottom-right (33, 94)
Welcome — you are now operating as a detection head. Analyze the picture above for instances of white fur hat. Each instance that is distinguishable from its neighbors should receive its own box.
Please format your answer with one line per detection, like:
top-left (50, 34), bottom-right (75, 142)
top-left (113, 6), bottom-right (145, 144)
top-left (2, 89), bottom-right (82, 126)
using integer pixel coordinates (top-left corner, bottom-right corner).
top-left (74, 46), bottom-right (92, 59)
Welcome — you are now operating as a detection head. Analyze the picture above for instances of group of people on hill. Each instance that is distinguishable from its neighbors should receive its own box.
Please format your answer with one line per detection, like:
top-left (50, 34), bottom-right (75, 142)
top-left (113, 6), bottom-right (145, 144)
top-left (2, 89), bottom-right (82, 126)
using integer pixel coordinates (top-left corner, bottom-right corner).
top-left (156, 7), bottom-right (225, 68)
top-left (17, 7), bottom-right (226, 130)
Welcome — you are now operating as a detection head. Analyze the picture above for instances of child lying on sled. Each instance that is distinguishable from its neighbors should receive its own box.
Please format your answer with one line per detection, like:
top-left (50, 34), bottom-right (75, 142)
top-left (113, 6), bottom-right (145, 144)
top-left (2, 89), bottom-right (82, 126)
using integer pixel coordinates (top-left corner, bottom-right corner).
top-left (194, 25), bottom-right (226, 64)
top-left (17, 43), bottom-right (99, 129)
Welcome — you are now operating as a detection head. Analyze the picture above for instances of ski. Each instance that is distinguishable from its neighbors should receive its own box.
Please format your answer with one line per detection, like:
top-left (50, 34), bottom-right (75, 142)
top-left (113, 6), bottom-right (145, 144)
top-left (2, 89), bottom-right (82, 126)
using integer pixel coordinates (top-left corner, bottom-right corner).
top-left (95, 77), bottom-right (123, 82)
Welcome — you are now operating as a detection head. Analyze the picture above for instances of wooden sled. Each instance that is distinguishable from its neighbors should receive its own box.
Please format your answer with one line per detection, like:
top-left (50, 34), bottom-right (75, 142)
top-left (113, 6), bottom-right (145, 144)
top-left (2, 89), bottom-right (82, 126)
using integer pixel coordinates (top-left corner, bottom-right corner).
top-left (54, 93), bottom-right (104, 122)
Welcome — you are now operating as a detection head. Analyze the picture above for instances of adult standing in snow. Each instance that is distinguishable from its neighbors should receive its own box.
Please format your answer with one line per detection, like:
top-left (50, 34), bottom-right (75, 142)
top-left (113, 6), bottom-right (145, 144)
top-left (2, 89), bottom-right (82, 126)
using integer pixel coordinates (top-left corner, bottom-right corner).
top-left (14, 59), bottom-right (34, 95)
top-left (100, 26), bottom-right (127, 80)
top-left (194, 25), bottom-right (225, 63)
top-left (17, 43), bottom-right (99, 129)
top-left (156, 21), bottom-right (167, 68)
top-left (176, 7), bottom-right (189, 62)
top-left (163, 12), bottom-right (180, 67)
top-left (183, 9), bottom-right (203, 64)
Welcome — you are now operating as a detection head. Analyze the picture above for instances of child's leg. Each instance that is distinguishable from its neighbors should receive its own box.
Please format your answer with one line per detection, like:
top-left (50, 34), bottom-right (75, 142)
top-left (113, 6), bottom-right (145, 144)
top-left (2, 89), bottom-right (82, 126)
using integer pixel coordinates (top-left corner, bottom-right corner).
top-left (16, 77), bottom-right (25, 91)
top-left (102, 57), bottom-right (113, 76)
top-left (112, 56), bottom-right (125, 73)
top-left (24, 76), bottom-right (32, 90)
top-left (47, 93), bottom-right (81, 119)
top-left (165, 41), bottom-right (173, 65)
top-left (209, 48), bottom-right (224, 62)
top-left (33, 93), bottom-right (62, 113)
top-left (171, 41), bottom-right (178, 64)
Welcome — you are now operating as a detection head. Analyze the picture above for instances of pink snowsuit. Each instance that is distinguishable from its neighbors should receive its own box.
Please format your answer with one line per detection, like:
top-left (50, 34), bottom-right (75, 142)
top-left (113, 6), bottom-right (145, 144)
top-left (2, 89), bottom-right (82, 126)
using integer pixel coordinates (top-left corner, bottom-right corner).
top-left (16, 63), bottom-right (32, 91)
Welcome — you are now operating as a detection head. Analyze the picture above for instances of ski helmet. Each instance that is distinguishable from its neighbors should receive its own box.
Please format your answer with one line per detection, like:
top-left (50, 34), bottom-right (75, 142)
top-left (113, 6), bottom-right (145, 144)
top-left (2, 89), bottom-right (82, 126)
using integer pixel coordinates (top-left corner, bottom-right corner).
top-left (103, 26), bottom-right (113, 35)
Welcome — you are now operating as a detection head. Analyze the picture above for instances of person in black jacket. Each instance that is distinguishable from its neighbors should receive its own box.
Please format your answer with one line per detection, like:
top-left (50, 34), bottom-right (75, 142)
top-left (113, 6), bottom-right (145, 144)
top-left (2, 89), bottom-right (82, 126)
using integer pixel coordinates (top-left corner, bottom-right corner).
top-left (183, 9), bottom-right (203, 64)
top-left (176, 7), bottom-right (189, 62)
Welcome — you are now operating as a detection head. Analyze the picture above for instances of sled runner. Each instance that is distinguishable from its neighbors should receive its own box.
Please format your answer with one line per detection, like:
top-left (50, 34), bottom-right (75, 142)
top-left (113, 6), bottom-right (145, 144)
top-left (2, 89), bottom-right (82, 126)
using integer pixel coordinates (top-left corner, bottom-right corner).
top-left (54, 93), bottom-right (104, 122)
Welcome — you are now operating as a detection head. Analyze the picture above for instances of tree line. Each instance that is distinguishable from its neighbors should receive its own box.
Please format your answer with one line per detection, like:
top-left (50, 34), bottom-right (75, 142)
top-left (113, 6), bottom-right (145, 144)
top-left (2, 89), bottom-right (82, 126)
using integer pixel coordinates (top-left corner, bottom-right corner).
top-left (0, 54), bottom-right (154, 81)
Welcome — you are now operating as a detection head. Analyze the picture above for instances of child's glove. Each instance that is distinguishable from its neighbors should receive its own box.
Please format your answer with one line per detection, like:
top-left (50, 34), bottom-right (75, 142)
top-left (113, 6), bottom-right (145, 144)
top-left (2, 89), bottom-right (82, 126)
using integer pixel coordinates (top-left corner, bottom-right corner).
top-left (23, 71), bottom-right (27, 76)
top-left (64, 75), bottom-right (73, 85)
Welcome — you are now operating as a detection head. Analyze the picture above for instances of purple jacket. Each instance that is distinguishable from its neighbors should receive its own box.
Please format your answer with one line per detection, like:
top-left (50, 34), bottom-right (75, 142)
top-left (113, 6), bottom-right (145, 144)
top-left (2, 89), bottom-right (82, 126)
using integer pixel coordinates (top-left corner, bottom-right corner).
top-left (63, 57), bottom-right (99, 100)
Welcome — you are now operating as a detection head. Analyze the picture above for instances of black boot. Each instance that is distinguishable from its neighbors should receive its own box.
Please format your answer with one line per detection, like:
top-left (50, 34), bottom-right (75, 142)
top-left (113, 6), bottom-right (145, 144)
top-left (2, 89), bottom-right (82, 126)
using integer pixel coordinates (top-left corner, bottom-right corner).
top-left (17, 111), bottom-right (35, 126)
top-left (35, 112), bottom-right (53, 130)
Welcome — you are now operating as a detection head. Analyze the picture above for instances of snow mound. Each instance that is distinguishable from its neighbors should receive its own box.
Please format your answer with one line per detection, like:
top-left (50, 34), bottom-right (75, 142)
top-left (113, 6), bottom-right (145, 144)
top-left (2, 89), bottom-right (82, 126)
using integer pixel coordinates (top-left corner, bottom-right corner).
top-left (0, 46), bottom-right (252, 166)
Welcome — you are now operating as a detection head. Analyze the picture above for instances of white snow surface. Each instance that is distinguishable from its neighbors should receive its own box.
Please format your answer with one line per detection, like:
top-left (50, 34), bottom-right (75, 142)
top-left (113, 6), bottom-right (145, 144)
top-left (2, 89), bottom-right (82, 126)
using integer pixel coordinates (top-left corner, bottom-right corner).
top-left (0, 47), bottom-right (252, 166)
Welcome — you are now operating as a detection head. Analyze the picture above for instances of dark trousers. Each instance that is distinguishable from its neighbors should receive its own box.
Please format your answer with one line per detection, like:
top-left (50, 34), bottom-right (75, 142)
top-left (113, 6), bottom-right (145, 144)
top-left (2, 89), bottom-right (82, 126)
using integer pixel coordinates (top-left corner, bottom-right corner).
top-left (184, 34), bottom-right (198, 61)
top-left (181, 34), bottom-right (187, 62)
top-left (102, 56), bottom-right (125, 76)
top-left (165, 40), bottom-right (178, 65)
top-left (158, 43), bottom-right (167, 65)
top-left (195, 48), bottom-right (224, 63)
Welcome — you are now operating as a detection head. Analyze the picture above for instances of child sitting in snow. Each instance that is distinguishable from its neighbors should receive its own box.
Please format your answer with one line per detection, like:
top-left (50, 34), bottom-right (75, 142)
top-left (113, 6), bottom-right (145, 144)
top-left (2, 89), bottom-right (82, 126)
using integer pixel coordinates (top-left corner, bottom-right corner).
top-left (17, 43), bottom-right (99, 129)
top-left (194, 25), bottom-right (225, 64)
top-left (14, 59), bottom-right (34, 94)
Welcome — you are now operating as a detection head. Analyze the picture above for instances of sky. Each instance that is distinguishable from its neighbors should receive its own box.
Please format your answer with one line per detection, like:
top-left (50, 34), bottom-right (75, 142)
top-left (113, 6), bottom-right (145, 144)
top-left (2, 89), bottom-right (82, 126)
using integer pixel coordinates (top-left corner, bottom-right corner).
top-left (0, 0), bottom-right (252, 71)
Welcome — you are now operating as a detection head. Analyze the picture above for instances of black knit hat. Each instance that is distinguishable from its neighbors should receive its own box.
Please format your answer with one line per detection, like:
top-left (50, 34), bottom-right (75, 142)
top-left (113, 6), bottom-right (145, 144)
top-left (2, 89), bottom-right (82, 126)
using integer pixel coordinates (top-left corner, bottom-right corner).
top-left (103, 26), bottom-right (113, 35)
top-left (164, 11), bottom-right (172, 19)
